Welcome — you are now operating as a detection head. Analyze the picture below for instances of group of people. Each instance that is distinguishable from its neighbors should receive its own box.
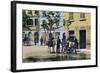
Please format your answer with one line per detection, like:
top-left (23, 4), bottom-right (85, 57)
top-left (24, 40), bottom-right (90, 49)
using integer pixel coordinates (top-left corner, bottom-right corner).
top-left (47, 34), bottom-right (78, 53)
top-left (23, 31), bottom-right (78, 53)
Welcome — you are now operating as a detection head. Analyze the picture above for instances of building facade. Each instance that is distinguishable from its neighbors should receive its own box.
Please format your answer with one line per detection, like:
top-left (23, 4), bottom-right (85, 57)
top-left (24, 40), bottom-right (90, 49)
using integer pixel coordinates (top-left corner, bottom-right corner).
top-left (64, 12), bottom-right (91, 49)
top-left (23, 10), bottom-right (65, 45)
top-left (23, 10), bottom-right (91, 49)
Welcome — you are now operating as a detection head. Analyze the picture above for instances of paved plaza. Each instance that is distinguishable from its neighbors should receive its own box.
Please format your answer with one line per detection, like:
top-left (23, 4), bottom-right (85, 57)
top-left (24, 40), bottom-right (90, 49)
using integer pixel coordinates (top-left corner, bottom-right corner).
top-left (22, 45), bottom-right (91, 63)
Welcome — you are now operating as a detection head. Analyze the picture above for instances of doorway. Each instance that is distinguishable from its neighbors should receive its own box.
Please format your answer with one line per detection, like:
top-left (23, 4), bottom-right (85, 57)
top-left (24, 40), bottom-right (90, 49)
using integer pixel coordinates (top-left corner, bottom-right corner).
top-left (79, 30), bottom-right (86, 49)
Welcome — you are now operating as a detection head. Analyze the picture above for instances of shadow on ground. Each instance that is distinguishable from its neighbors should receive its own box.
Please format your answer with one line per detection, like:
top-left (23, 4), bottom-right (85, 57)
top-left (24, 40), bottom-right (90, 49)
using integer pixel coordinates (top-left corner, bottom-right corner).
top-left (23, 53), bottom-right (90, 63)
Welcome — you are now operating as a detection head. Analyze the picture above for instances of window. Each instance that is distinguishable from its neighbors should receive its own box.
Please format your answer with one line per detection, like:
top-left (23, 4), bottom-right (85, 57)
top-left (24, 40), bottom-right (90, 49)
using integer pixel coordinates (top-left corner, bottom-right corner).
top-left (35, 19), bottom-right (38, 26)
top-left (35, 11), bottom-right (39, 16)
top-left (27, 19), bottom-right (33, 27)
top-left (42, 11), bottom-right (46, 17)
top-left (69, 12), bottom-right (74, 20)
top-left (80, 13), bottom-right (85, 18)
top-left (28, 10), bottom-right (32, 15)
top-left (80, 13), bottom-right (86, 21)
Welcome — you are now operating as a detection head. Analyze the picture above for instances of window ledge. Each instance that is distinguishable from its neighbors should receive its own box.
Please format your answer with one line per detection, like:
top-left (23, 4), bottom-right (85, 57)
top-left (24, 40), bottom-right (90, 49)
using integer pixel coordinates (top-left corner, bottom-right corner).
top-left (80, 18), bottom-right (86, 21)
top-left (69, 19), bottom-right (74, 22)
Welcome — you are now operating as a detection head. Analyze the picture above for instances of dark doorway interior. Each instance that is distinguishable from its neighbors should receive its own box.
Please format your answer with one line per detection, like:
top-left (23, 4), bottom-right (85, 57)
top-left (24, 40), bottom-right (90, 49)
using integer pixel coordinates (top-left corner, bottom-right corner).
top-left (34, 32), bottom-right (39, 44)
top-left (79, 30), bottom-right (86, 49)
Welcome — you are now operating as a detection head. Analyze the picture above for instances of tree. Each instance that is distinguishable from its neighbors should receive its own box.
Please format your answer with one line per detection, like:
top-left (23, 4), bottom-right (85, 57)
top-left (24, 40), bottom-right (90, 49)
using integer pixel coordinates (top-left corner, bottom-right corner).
top-left (45, 11), bottom-right (60, 31)
top-left (41, 11), bottom-right (60, 39)
top-left (22, 11), bottom-right (29, 28)
top-left (22, 10), bottom-right (32, 31)
top-left (46, 11), bottom-right (55, 32)
top-left (41, 20), bottom-right (49, 43)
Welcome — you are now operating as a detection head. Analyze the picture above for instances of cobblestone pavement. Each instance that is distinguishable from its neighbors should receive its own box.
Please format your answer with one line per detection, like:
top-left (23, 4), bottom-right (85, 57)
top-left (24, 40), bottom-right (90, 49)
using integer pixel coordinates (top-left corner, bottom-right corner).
top-left (22, 45), bottom-right (91, 63)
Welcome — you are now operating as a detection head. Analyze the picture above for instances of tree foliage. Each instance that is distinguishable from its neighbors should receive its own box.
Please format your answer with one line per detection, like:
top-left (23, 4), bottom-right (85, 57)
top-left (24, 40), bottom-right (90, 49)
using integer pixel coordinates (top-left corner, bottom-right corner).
top-left (22, 13), bottom-right (29, 28)
top-left (41, 11), bottom-right (60, 31)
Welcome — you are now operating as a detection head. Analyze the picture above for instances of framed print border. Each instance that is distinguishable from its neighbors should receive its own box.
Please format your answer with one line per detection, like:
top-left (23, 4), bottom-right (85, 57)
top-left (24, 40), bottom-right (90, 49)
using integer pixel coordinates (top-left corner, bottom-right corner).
top-left (11, 1), bottom-right (98, 72)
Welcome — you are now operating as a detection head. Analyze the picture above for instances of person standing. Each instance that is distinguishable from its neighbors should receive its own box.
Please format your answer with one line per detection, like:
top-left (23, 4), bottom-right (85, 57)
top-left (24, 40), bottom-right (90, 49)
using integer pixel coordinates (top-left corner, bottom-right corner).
top-left (22, 32), bottom-right (25, 45)
top-left (73, 36), bottom-right (78, 53)
top-left (28, 32), bottom-right (33, 46)
top-left (48, 38), bottom-right (52, 53)
top-left (56, 36), bottom-right (61, 53)
top-left (48, 38), bottom-right (50, 52)
top-left (61, 33), bottom-right (66, 53)
top-left (52, 37), bottom-right (56, 53)
top-left (23, 33), bottom-right (29, 46)
top-left (40, 37), bottom-right (43, 45)
top-left (34, 37), bottom-right (37, 45)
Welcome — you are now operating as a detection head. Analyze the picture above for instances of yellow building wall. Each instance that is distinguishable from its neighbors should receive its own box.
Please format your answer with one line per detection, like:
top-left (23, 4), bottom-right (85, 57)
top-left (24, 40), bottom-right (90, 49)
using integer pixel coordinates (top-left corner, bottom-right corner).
top-left (64, 12), bottom-right (91, 49)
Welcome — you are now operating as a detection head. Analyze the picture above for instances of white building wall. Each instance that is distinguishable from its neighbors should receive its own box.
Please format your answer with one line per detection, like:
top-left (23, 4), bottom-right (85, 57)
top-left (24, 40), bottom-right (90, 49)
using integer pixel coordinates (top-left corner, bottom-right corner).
top-left (24, 10), bottom-right (66, 45)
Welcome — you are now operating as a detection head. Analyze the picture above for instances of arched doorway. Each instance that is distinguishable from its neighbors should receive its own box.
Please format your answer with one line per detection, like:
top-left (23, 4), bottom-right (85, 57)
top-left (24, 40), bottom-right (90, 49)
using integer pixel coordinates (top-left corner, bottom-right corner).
top-left (34, 32), bottom-right (39, 45)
